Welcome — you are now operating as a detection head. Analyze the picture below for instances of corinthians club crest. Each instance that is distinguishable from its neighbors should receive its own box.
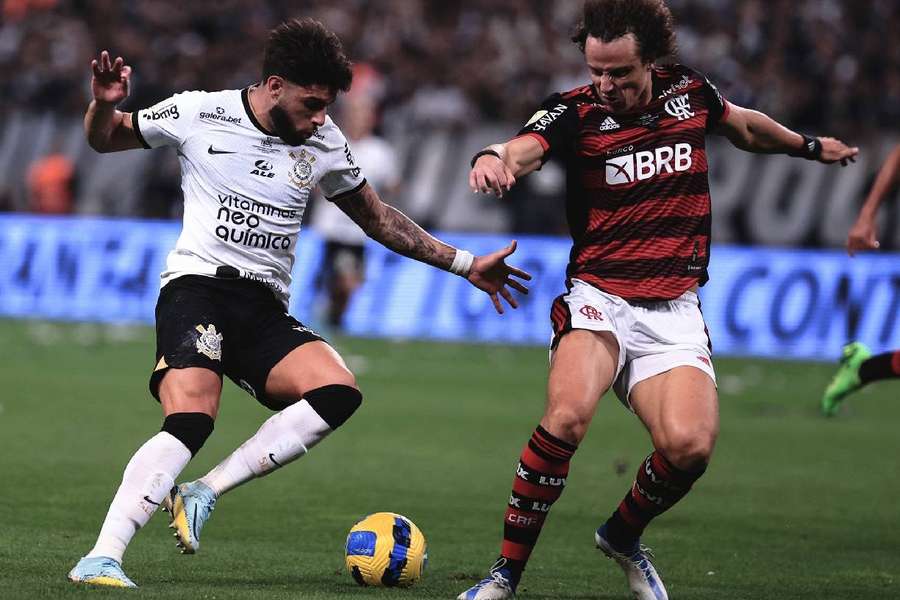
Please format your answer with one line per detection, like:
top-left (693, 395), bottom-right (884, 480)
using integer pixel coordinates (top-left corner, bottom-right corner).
top-left (289, 148), bottom-right (316, 188)
top-left (195, 324), bottom-right (223, 361)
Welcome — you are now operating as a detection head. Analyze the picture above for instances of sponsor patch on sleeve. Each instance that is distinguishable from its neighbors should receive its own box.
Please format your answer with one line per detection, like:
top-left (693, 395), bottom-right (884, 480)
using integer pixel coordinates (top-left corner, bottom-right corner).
top-left (527, 104), bottom-right (568, 132)
top-left (525, 110), bottom-right (549, 127)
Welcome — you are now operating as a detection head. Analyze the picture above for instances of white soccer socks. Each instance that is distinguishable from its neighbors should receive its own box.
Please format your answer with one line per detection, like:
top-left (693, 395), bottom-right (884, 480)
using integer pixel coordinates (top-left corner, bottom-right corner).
top-left (86, 432), bottom-right (192, 562)
top-left (199, 399), bottom-right (333, 496)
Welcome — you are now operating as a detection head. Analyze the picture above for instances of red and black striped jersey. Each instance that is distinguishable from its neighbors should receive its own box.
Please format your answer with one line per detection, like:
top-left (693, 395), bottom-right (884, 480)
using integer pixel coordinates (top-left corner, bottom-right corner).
top-left (516, 64), bottom-right (729, 302)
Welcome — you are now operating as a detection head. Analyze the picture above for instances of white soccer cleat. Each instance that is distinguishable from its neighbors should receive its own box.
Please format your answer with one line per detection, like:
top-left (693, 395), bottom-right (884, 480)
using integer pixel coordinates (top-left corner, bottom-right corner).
top-left (456, 560), bottom-right (517, 600)
top-left (162, 480), bottom-right (216, 554)
top-left (595, 527), bottom-right (668, 600)
top-left (67, 556), bottom-right (137, 588)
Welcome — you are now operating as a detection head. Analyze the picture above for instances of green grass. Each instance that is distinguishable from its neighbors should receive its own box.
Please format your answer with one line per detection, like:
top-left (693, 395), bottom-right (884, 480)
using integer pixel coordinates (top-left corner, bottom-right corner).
top-left (0, 319), bottom-right (898, 599)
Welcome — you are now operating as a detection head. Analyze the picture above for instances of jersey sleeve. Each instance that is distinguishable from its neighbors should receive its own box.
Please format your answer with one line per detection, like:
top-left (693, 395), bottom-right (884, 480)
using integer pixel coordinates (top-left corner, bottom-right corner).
top-left (514, 93), bottom-right (578, 159)
top-left (319, 128), bottom-right (367, 201)
top-left (131, 91), bottom-right (205, 149)
top-left (697, 73), bottom-right (729, 131)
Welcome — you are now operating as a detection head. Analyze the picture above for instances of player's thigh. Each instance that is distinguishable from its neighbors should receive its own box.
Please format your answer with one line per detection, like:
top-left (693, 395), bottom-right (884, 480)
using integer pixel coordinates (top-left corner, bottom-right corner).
top-left (630, 366), bottom-right (719, 464)
top-left (224, 280), bottom-right (353, 409)
top-left (265, 340), bottom-right (357, 400)
top-left (150, 276), bottom-right (230, 418)
top-left (159, 367), bottom-right (222, 418)
top-left (542, 329), bottom-right (620, 444)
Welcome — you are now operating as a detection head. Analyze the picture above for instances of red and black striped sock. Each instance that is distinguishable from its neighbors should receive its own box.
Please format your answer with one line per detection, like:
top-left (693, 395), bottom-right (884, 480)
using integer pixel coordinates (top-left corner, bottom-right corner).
top-left (603, 451), bottom-right (705, 552)
top-left (498, 425), bottom-right (576, 584)
top-left (859, 350), bottom-right (900, 384)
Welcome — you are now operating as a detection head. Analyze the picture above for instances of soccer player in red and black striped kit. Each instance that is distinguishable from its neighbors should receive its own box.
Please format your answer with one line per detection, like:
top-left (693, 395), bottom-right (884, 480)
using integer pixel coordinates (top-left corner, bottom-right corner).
top-left (822, 143), bottom-right (900, 417)
top-left (458, 2), bottom-right (858, 599)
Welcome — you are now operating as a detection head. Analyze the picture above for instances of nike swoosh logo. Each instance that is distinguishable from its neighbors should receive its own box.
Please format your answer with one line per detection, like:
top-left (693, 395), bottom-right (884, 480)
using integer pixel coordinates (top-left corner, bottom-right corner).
top-left (143, 495), bottom-right (161, 506)
top-left (208, 145), bottom-right (236, 155)
top-left (269, 453), bottom-right (283, 468)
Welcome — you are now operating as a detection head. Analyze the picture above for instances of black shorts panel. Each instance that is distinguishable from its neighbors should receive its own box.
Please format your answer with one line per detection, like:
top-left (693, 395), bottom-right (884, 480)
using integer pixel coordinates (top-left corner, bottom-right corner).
top-left (150, 277), bottom-right (230, 392)
top-left (226, 310), bottom-right (324, 411)
top-left (149, 275), bottom-right (325, 410)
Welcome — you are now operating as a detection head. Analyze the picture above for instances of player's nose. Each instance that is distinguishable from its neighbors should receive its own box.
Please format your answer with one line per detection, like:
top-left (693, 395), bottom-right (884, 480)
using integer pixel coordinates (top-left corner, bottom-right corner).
top-left (598, 74), bottom-right (615, 93)
top-left (311, 109), bottom-right (327, 127)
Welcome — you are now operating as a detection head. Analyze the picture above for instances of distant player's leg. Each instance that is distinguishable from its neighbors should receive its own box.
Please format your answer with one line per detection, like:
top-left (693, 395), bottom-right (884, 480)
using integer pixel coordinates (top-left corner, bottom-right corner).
top-left (597, 366), bottom-right (717, 600)
top-left (168, 338), bottom-right (361, 554)
top-left (821, 342), bottom-right (871, 416)
top-left (860, 349), bottom-right (900, 383)
top-left (326, 243), bottom-right (365, 327)
top-left (69, 368), bottom-right (218, 586)
top-left (822, 343), bottom-right (899, 416)
top-left (459, 328), bottom-right (618, 600)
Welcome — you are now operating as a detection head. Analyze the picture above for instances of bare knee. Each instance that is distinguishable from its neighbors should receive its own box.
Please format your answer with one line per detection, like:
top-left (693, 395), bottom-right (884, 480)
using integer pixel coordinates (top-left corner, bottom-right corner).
top-left (300, 366), bottom-right (357, 397)
top-left (657, 426), bottom-right (717, 471)
top-left (542, 406), bottom-right (592, 445)
top-left (329, 368), bottom-right (357, 391)
top-left (160, 368), bottom-right (221, 417)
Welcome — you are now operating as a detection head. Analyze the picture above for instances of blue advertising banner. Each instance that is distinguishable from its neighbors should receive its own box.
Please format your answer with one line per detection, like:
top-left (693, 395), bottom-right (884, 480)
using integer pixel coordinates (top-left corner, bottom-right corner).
top-left (700, 246), bottom-right (899, 360)
top-left (1, 215), bottom-right (897, 360)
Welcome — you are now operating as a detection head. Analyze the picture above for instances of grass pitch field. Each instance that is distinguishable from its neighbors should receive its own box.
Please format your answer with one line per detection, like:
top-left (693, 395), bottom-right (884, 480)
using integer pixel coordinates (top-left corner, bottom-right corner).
top-left (1, 319), bottom-right (898, 600)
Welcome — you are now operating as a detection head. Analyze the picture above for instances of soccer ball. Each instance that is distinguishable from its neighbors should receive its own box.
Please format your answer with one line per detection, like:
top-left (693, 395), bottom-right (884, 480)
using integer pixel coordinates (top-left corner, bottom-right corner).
top-left (344, 512), bottom-right (427, 587)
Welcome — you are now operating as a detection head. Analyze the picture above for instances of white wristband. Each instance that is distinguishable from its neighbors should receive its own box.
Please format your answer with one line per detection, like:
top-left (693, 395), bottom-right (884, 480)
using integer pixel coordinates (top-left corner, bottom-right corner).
top-left (449, 249), bottom-right (475, 277)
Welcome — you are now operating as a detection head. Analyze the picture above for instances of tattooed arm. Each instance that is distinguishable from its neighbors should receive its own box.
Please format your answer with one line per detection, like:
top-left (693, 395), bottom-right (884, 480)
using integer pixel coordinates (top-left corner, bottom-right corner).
top-left (334, 183), bottom-right (456, 270)
top-left (334, 183), bottom-right (531, 313)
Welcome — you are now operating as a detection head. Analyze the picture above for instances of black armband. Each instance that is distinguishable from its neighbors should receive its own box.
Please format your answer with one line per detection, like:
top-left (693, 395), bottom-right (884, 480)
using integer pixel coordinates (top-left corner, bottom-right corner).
top-left (789, 134), bottom-right (822, 160)
top-left (470, 149), bottom-right (501, 168)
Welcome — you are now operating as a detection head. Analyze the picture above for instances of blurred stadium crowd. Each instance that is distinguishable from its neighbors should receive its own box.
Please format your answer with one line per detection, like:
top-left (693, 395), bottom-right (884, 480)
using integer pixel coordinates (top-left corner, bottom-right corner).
top-left (0, 0), bottom-right (898, 225)
top-left (4, 0), bottom-right (899, 130)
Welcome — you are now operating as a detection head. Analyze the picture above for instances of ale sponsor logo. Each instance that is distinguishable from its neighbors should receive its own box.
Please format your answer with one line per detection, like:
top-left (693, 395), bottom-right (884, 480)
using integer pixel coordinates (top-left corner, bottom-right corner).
top-left (251, 159), bottom-right (275, 178)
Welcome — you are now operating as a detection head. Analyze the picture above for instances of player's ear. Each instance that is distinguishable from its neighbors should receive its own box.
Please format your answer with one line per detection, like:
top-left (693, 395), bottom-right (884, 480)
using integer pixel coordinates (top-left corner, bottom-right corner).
top-left (264, 75), bottom-right (284, 97)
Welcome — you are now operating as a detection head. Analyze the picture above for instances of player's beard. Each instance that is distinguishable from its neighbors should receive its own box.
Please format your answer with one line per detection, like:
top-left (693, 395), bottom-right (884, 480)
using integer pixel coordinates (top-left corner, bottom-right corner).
top-left (269, 104), bottom-right (309, 146)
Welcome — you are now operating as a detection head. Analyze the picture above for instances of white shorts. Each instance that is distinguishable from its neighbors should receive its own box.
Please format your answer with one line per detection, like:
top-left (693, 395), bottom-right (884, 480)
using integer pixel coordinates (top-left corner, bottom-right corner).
top-left (550, 278), bottom-right (716, 410)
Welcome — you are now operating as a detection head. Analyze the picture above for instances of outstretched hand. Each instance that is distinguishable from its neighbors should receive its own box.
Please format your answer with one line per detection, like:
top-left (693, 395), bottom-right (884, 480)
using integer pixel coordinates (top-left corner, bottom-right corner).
top-left (91, 50), bottom-right (132, 105)
top-left (818, 136), bottom-right (859, 166)
top-left (466, 240), bottom-right (532, 314)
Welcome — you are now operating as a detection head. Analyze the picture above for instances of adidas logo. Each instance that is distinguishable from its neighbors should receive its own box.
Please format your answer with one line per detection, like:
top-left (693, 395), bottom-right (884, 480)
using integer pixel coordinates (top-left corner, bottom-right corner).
top-left (598, 116), bottom-right (620, 131)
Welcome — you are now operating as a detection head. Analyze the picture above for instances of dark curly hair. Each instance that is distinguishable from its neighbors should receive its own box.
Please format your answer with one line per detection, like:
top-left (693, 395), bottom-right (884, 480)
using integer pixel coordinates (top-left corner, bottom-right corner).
top-left (262, 18), bottom-right (353, 93)
top-left (571, 0), bottom-right (677, 63)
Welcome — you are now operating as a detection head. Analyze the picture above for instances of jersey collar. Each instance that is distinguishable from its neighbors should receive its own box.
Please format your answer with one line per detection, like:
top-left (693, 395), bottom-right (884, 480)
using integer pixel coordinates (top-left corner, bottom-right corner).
top-left (242, 86), bottom-right (277, 136)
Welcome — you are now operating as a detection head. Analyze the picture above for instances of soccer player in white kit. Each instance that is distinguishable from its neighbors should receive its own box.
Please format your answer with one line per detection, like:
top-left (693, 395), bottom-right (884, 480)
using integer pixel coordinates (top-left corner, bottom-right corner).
top-left (68, 18), bottom-right (530, 588)
top-left (311, 93), bottom-right (400, 328)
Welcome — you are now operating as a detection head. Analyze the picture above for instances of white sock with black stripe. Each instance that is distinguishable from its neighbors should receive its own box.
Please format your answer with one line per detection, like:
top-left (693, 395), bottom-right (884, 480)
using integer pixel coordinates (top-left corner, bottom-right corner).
top-left (86, 432), bottom-right (191, 563)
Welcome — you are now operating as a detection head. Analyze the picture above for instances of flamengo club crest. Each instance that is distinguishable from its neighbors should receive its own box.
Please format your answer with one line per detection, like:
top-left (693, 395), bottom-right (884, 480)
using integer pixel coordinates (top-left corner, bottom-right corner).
top-left (195, 324), bottom-right (223, 361)
top-left (664, 93), bottom-right (695, 121)
top-left (289, 149), bottom-right (316, 188)
top-left (579, 305), bottom-right (604, 321)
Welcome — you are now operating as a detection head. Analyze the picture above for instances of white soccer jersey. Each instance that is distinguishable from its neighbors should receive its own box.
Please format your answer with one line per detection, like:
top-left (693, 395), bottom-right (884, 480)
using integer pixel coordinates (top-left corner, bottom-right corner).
top-left (133, 87), bottom-right (367, 304)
